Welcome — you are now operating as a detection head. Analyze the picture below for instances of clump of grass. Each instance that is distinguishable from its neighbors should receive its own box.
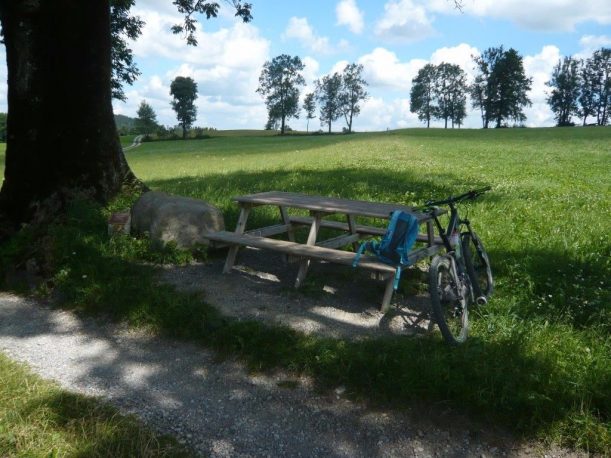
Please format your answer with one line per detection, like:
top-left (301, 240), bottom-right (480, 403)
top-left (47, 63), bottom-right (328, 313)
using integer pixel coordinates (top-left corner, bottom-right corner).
top-left (0, 353), bottom-right (190, 457)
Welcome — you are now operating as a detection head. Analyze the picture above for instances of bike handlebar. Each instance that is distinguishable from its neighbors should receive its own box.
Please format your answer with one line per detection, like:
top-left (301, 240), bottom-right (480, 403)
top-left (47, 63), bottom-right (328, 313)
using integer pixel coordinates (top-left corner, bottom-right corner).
top-left (424, 186), bottom-right (491, 208)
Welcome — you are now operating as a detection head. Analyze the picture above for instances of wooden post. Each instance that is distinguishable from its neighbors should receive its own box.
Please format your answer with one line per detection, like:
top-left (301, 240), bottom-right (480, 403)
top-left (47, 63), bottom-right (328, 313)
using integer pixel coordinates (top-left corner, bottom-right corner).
top-left (294, 211), bottom-right (322, 288)
top-left (346, 214), bottom-right (359, 251)
top-left (381, 273), bottom-right (395, 313)
top-left (279, 205), bottom-right (296, 263)
top-left (223, 205), bottom-right (251, 273)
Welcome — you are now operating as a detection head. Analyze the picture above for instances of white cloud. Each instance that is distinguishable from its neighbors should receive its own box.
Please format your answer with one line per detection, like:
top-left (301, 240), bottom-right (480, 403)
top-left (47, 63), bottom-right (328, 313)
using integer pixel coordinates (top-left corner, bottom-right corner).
top-left (359, 97), bottom-right (417, 130)
top-left (358, 47), bottom-right (426, 90)
top-left (375, 0), bottom-right (435, 43)
top-left (576, 35), bottom-right (611, 59)
top-left (523, 45), bottom-right (561, 127)
top-left (430, 44), bottom-right (479, 78)
top-left (284, 17), bottom-right (334, 54)
top-left (329, 60), bottom-right (350, 76)
top-left (458, 0), bottom-right (611, 31)
top-left (131, 11), bottom-right (269, 70)
top-left (336, 0), bottom-right (365, 34)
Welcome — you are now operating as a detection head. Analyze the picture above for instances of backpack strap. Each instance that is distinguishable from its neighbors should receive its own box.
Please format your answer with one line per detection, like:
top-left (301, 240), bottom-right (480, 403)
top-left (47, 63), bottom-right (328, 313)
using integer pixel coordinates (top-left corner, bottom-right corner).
top-left (393, 265), bottom-right (402, 290)
top-left (352, 241), bottom-right (369, 268)
top-left (398, 213), bottom-right (420, 266)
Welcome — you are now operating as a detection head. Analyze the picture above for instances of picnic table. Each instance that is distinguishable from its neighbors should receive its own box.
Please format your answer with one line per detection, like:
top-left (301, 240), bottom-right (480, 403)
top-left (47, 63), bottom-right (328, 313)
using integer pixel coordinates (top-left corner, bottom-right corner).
top-left (205, 191), bottom-right (444, 312)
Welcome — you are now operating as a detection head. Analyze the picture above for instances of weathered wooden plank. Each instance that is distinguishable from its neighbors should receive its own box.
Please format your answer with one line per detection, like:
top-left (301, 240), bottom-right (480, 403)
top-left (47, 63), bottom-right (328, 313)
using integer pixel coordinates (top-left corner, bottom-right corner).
top-left (316, 233), bottom-right (362, 249)
top-left (289, 216), bottom-right (443, 244)
top-left (206, 231), bottom-right (397, 273)
top-left (279, 206), bottom-right (295, 242)
top-left (233, 191), bottom-right (441, 221)
top-left (290, 215), bottom-right (386, 235)
top-left (245, 224), bottom-right (290, 238)
top-left (407, 245), bottom-right (442, 264)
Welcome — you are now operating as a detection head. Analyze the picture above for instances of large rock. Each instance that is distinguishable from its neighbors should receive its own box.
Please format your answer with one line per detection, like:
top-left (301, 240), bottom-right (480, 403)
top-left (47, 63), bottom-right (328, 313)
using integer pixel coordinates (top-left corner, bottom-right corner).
top-left (131, 191), bottom-right (224, 248)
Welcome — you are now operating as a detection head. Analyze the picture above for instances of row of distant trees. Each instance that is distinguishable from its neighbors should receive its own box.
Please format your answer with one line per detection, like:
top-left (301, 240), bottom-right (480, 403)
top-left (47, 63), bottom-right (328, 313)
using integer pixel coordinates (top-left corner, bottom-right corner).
top-left (256, 54), bottom-right (368, 134)
top-left (546, 48), bottom-right (610, 126)
top-left (410, 46), bottom-right (533, 129)
top-left (130, 47), bottom-right (609, 136)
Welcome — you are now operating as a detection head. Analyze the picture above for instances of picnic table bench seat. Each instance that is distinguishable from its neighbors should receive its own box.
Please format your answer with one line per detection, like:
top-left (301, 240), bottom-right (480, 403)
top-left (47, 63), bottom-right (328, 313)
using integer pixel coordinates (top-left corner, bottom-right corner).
top-left (205, 230), bottom-right (439, 311)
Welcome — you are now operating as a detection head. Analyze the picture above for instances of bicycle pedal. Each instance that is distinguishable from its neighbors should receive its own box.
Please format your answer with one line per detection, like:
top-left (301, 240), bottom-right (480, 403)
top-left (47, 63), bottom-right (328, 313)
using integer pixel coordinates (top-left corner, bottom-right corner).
top-left (476, 296), bottom-right (488, 306)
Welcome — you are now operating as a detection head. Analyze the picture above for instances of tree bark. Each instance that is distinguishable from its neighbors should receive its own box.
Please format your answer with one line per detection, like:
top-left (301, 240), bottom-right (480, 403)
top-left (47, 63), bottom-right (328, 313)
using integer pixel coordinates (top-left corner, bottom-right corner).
top-left (0, 0), bottom-right (137, 230)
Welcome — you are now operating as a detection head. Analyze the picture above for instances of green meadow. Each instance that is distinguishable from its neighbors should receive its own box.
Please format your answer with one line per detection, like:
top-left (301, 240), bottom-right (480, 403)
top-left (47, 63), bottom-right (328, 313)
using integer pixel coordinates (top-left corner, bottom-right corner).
top-left (0, 127), bottom-right (609, 452)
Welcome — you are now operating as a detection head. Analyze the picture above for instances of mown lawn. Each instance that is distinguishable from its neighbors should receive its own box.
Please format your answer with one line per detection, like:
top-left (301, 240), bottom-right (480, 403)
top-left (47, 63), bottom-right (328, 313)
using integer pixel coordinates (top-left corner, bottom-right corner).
top-left (0, 127), bottom-right (609, 452)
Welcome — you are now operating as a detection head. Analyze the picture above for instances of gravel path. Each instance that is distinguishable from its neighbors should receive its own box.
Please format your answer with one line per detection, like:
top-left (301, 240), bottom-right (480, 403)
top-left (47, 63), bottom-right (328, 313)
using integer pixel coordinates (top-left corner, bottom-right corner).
top-left (0, 292), bottom-right (584, 457)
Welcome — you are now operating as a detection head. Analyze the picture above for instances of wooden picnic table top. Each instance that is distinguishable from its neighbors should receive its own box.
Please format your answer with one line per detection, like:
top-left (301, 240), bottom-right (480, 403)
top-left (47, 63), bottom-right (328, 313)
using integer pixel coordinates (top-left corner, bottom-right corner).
top-left (234, 191), bottom-right (437, 221)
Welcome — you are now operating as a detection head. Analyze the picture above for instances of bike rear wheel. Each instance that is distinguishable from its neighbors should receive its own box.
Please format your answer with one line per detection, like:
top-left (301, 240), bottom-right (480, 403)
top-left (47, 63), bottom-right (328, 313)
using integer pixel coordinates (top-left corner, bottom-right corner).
top-left (429, 254), bottom-right (469, 345)
top-left (461, 231), bottom-right (494, 300)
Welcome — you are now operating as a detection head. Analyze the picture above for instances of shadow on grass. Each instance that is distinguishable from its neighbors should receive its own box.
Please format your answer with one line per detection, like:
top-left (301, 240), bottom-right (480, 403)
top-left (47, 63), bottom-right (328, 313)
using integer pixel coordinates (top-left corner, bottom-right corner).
top-left (488, 244), bottom-right (610, 331)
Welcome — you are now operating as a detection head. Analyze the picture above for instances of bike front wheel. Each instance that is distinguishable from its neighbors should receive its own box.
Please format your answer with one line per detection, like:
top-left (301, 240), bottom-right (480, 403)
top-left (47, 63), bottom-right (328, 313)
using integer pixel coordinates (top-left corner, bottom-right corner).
top-left (461, 232), bottom-right (494, 300)
top-left (429, 254), bottom-right (469, 345)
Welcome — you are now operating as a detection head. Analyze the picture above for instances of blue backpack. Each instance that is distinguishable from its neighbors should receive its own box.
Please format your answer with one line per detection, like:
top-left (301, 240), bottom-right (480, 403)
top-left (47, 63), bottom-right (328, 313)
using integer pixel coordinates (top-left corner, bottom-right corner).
top-left (352, 211), bottom-right (419, 290)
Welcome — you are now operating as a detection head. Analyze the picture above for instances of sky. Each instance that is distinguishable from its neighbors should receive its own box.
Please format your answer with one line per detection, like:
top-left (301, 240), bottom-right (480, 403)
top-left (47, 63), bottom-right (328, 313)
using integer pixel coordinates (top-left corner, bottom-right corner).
top-left (2, 0), bottom-right (611, 131)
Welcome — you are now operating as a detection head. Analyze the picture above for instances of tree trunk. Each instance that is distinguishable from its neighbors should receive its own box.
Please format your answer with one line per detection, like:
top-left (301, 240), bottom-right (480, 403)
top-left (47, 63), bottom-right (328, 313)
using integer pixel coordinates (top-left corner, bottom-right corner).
top-left (0, 0), bottom-right (137, 230)
top-left (281, 115), bottom-right (286, 135)
top-left (182, 124), bottom-right (187, 139)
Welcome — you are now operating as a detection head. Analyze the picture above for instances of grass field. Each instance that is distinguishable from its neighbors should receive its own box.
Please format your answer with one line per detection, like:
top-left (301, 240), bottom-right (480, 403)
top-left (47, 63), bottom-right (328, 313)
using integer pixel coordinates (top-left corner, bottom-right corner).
top-left (0, 127), bottom-right (609, 452)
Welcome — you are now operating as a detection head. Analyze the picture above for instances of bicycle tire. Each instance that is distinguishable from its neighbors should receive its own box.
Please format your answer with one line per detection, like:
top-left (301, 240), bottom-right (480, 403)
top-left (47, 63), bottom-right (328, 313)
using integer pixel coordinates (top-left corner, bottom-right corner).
top-left (429, 254), bottom-right (469, 345)
top-left (461, 232), bottom-right (494, 299)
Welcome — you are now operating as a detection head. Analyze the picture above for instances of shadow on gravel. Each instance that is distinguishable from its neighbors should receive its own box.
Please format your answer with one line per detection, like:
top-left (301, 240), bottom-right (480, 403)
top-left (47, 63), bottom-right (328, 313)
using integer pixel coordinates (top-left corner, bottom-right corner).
top-left (1, 295), bottom-right (523, 457)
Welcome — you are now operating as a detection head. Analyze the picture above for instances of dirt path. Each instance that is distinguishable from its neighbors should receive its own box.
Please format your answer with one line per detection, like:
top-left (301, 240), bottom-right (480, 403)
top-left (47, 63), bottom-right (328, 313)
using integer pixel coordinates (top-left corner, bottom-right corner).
top-left (0, 252), bottom-right (586, 456)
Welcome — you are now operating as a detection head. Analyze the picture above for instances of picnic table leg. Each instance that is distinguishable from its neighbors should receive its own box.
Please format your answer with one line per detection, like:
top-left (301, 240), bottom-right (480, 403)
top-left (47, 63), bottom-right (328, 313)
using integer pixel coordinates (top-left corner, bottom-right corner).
top-left (279, 206), bottom-right (295, 242)
top-left (278, 206), bottom-right (297, 264)
top-left (294, 212), bottom-right (322, 288)
top-left (381, 273), bottom-right (395, 313)
top-left (346, 214), bottom-right (359, 251)
top-left (223, 205), bottom-right (251, 274)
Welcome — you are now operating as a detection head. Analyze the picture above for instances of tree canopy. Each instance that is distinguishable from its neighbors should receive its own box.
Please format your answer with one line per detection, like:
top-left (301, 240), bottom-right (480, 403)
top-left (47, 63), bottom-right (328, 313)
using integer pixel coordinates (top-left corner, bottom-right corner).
top-left (135, 100), bottom-right (159, 135)
top-left (471, 46), bottom-right (532, 128)
top-left (315, 73), bottom-right (343, 133)
top-left (303, 93), bottom-right (316, 133)
top-left (410, 64), bottom-right (437, 128)
top-left (170, 76), bottom-right (199, 139)
top-left (257, 55), bottom-right (305, 135)
top-left (339, 63), bottom-right (368, 133)
top-left (547, 57), bottom-right (581, 126)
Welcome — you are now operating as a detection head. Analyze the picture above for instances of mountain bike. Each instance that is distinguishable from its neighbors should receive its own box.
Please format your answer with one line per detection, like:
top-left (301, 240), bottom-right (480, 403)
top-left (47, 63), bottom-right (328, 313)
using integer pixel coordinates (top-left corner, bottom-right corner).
top-left (423, 187), bottom-right (493, 345)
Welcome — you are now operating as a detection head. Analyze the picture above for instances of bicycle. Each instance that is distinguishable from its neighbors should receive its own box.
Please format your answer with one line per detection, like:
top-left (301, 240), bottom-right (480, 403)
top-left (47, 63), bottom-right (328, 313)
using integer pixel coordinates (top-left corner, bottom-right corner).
top-left (423, 187), bottom-right (494, 345)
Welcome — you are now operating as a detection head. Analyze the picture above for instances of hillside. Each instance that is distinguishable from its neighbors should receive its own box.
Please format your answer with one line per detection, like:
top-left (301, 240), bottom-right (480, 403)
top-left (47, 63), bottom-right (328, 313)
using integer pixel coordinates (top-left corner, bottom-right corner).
top-left (114, 114), bottom-right (136, 130)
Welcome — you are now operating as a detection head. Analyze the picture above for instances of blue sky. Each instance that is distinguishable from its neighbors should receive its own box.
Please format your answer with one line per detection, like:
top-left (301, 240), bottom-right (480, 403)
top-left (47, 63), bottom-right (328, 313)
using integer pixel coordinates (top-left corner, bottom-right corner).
top-left (2, 0), bottom-right (609, 131)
